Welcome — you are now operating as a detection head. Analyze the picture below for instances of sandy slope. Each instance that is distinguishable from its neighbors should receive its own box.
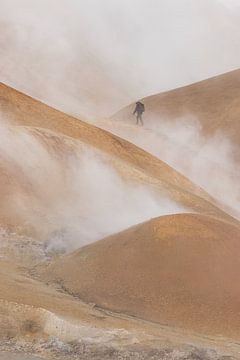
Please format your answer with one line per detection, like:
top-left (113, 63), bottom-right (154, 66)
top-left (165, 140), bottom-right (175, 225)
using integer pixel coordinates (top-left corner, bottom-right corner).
top-left (112, 69), bottom-right (240, 157)
top-left (43, 213), bottom-right (240, 339)
top-left (1, 83), bottom-right (240, 358)
top-left (2, 257), bottom-right (238, 359)
top-left (98, 69), bottom-right (240, 218)
top-left (0, 82), bottom-right (234, 224)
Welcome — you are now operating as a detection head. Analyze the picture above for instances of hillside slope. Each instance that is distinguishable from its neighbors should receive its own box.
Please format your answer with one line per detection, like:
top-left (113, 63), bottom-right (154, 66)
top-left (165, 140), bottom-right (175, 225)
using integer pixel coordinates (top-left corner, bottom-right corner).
top-left (112, 69), bottom-right (240, 156)
top-left (42, 213), bottom-right (240, 339)
top-left (0, 82), bottom-right (233, 223)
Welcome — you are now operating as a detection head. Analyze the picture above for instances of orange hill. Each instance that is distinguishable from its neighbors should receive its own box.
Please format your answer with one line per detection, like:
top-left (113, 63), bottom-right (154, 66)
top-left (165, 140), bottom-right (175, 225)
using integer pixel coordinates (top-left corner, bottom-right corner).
top-left (0, 82), bottom-right (233, 223)
top-left (112, 69), bottom-right (240, 158)
top-left (42, 213), bottom-right (240, 339)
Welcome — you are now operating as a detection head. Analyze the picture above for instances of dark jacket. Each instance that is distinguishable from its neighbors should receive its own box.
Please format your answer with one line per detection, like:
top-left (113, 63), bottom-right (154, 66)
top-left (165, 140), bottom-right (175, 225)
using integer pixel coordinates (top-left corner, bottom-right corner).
top-left (133, 102), bottom-right (145, 114)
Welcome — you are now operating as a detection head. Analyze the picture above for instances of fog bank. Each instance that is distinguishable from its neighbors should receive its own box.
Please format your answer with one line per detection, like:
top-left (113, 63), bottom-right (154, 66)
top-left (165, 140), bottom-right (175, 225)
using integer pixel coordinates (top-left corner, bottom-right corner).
top-left (0, 0), bottom-right (240, 119)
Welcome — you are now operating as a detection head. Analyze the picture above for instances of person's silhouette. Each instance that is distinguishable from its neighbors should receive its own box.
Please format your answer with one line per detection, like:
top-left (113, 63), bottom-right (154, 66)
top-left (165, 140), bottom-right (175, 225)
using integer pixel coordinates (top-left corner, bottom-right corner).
top-left (133, 101), bottom-right (145, 126)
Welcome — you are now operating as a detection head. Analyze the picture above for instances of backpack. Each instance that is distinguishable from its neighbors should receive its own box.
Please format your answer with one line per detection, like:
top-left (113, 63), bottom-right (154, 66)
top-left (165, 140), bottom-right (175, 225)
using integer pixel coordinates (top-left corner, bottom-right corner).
top-left (140, 103), bottom-right (145, 112)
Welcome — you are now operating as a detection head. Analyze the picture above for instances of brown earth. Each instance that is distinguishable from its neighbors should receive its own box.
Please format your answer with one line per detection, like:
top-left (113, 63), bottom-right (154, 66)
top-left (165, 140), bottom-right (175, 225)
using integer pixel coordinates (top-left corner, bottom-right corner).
top-left (43, 213), bottom-right (240, 339)
top-left (0, 82), bottom-right (235, 227)
top-left (1, 82), bottom-right (240, 358)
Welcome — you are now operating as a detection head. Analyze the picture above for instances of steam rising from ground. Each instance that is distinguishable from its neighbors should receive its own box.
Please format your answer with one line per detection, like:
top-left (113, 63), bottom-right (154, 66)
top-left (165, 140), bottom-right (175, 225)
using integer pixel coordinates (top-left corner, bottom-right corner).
top-left (0, 0), bottom-right (240, 119)
top-left (0, 119), bottom-right (186, 252)
top-left (100, 115), bottom-right (240, 218)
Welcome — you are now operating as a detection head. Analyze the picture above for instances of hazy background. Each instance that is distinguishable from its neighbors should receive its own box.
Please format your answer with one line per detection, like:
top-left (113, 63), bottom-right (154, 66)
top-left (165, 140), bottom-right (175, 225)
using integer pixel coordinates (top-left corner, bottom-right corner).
top-left (0, 0), bottom-right (240, 119)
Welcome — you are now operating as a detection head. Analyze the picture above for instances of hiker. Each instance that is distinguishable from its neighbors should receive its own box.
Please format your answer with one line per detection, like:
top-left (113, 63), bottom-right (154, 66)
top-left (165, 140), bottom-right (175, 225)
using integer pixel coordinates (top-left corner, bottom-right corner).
top-left (133, 101), bottom-right (145, 126)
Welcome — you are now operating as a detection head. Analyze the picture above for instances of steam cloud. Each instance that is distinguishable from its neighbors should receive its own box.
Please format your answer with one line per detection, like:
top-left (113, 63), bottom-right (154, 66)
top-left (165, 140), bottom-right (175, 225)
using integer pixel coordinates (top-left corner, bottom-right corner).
top-left (0, 0), bottom-right (240, 119)
top-left (101, 115), bottom-right (240, 218)
top-left (0, 1), bottom-right (239, 250)
top-left (0, 118), bottom-right (186, 253)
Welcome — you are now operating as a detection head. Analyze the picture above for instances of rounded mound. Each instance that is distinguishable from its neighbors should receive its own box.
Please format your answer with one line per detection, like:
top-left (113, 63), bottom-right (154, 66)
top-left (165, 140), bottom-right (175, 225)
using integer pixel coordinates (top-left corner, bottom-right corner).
top-left (44, 213), bottom-right (240, 338)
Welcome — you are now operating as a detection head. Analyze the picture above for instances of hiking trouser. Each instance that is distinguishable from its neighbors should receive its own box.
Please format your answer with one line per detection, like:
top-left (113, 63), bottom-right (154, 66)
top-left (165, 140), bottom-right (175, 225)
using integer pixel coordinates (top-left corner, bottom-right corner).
top-left (136, 113), bottom-right (143, 125)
